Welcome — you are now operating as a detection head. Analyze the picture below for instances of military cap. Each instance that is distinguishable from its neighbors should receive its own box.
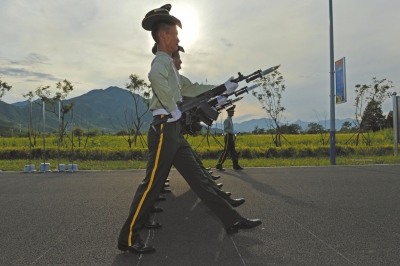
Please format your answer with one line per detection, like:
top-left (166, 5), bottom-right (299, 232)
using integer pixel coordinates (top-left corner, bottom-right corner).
top-left (226, 105), bottom-right (236, 112)
top-left (142, 4), bottom-right (182, 31)
top-left (152, 43), bottom-right (185, 55)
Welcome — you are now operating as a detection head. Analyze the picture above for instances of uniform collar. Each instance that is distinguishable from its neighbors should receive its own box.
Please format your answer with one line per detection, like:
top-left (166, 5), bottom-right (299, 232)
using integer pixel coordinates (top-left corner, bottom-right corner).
top-left (155, 51), bottom-right (173, 61)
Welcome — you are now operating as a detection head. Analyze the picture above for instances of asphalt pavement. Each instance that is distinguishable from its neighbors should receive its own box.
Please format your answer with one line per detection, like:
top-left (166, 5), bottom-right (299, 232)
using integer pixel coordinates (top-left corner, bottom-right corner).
top-left (1, 165), bottom-right (400, 266)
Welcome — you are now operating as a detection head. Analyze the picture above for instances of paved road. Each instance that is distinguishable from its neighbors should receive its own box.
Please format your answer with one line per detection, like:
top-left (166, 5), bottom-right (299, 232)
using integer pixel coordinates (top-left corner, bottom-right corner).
top-left (1, 165), bottom-right (400, 265)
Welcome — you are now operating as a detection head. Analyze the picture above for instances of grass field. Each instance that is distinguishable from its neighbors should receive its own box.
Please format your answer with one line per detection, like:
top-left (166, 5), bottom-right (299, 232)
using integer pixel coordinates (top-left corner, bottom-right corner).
top-left (1, 156), bottom-right (399, 172)
top-left (0, 129), bottom-right (399, 171)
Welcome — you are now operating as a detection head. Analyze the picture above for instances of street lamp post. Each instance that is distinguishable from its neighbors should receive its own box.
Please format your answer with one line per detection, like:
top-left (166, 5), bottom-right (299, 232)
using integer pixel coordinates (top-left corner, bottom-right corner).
top-left (329, 0), bottom-right (336, 165)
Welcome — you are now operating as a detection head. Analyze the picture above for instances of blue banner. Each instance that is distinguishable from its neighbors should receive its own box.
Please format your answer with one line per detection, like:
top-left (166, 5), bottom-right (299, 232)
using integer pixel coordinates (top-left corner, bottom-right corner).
top-left (335, 57), bottom-right (346, 104)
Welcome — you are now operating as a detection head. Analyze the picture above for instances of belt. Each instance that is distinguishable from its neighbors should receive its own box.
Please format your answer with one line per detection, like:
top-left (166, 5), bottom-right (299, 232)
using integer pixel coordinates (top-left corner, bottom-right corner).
top-left (153, 114), bottom-right (172, 119)
top-left (151, 114), bottom-right (173, 135)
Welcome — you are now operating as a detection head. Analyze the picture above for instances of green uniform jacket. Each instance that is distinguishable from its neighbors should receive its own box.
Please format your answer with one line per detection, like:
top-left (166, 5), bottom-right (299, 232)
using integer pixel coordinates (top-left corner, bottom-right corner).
top-left (148, 51), bottom-right (216, 112)
top-left (224, 117), bottom-right (234, 134)
top-left (148, 51), bottom-right (182, 112)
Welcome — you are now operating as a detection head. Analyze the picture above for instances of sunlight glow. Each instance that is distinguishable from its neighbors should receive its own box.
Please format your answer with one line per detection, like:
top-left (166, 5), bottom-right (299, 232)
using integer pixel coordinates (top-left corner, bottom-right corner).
top-left (173, 5), bottom-right (199, 48)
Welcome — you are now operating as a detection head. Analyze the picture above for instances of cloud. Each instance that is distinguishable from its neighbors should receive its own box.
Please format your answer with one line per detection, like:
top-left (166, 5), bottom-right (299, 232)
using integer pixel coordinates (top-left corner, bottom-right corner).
top-left (0, 0), bottom-right (399, 122)
top-left (192, 50), bottom-right (213, 57)
top-left (220, 38), bottom-right (233, 47)
top-left (0, 68), bottom-right (58, 81)
top-left (0, 53), bottom-right (50, 66)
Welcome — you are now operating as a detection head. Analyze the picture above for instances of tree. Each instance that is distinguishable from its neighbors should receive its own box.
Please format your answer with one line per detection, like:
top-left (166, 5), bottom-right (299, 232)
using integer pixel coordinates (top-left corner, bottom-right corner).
top-left (252, 71), bottom-right (289, 146)
top-left (340, 121), bottom-right (355, 133)
top-left (312, 109), bottom-right (329, 144)
top-left (385, 111), bottom-right (393, 128)
top-left (54, 80), bottom-right (75, 143)
top-left (348, 77), bottom-right (393, 146)
top-left (125, 74), bottom-right (152, 147)
top-left (0, 75), bottom-right (12, 100)
top-left (307, 122), bottom-right (325, 134)
top-left (361, 99), bottom-right (385, 132)
top-left (252, 126), bottom-right (266, 135)
top-left (111, 108), bottom-right (136, 148)
top-left (23, 80), bottom-right (75, 144)
top-left (22, 98), bottom-right (42, 147)
top-left (280, 124), bottom-right (302, 134)
top-left (73, 127), bottom-right (84, 147)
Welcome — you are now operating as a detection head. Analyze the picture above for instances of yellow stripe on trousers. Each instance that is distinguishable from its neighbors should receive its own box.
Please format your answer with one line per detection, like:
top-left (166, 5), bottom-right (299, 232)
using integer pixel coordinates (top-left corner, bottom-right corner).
top-left (128, 121), bottom-right (164, 246)
top-left (218, 134), bottom-right (230, 164)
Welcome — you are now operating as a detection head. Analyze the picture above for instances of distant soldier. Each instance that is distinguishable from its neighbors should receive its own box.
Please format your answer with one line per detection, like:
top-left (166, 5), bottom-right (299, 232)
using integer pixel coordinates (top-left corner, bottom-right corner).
top-left (216, 105), bottom-right (243, 171)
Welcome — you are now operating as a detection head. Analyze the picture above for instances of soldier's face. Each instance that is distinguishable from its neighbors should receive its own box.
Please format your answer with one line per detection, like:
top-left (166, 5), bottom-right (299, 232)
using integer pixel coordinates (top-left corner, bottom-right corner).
top-left (173, 53), bottom-right (182, 70)
top-left (163, 26), bottom-right (180, 55)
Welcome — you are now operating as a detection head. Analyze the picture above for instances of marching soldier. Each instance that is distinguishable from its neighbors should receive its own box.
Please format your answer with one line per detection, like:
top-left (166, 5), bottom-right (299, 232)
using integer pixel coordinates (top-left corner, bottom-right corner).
top-left (216, 105), bottom-right (244, 170)
top-left (117, 4), bottom-right (261, 254)
top-left (168, 44), bottom-right (245, 204)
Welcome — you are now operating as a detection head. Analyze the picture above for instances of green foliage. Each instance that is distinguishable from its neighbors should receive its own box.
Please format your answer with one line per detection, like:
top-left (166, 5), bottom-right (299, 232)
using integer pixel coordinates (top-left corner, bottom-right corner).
top-left (307, 122), bottom-right (325, 134)
top-left (386, 111), bottom-right (393, 128)
top-left (252, 71), bottom-right (287, 146)
top-left (361, 99), bottom-right (385, 132)
top-left (73, 127), bottom-right (84, 137)
top-left (340, 121), bottom-right (356, 133)
top-left (0, 75), bottom-right (12, 99)
top-left (352, 77), bottom-right (394, 146)
top-left (86, 129), bottom-right (99, 137)
top-left (252, 126), bottom-right (266, 135)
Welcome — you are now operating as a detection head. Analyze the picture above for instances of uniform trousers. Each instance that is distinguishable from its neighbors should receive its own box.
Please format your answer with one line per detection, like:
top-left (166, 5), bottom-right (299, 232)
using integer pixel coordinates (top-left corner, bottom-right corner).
top-left (217, 133), bottom-right (239, 166)
top-left (191, 149), bottom-right (231, 200)
top-left (118, 116), bottom-right (241, 247)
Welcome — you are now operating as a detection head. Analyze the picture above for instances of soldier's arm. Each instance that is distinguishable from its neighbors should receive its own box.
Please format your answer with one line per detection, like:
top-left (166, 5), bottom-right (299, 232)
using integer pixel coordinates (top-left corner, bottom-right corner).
top-left (180, 75), bottom-right (215, 97)
top-left (149, 61), bottom-right (177, 112)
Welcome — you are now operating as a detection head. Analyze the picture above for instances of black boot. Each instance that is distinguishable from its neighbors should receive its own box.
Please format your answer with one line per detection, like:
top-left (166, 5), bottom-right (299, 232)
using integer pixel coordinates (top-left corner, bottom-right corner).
top-left (211, 174), bottom-right (221, 180)
top-left (233, 160), bottom-right (243, 170)
top-left (216, 164), bottom-right (225, 171)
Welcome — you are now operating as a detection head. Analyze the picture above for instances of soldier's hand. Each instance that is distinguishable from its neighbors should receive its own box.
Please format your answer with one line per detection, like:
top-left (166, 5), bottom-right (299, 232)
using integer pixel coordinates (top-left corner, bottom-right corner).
top-left (167, 107), bottom-right (182, 123)
top-left (216, 95), bottom-right (228, 105)
top-left (224, 76), bottom-right (238, 94)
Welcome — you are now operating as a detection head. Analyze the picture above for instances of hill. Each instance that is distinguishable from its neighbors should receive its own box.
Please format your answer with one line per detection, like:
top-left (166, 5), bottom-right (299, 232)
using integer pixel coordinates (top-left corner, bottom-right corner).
top-left (0, 87), bottom-right (152, 135)
top-left (1, 86), bottom-right (356, 135)
top-left (210, 117), bottom-right (355, 133)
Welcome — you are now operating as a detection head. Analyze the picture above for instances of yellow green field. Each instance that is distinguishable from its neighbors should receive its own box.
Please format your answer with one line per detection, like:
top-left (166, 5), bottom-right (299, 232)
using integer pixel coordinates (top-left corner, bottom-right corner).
top-left (0, 129), bottom-right (399, 171)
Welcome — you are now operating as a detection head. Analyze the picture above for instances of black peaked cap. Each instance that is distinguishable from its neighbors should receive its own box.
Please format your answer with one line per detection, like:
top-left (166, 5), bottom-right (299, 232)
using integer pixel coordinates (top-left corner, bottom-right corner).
top-left (142, 4), bottom-right (182, 31)
top-left (226, 105), bottom-right (236, 112)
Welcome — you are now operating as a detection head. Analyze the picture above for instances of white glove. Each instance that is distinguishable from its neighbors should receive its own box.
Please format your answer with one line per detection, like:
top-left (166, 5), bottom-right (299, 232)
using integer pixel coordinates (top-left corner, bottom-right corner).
top-left (167, 107), bottom-right (182, 123)
top-left (224, 76), bottom-right (238, 94)
top-left (233, 130), bottom-right (238, 134)
top-left (216, 95), bottom-right (228, 105)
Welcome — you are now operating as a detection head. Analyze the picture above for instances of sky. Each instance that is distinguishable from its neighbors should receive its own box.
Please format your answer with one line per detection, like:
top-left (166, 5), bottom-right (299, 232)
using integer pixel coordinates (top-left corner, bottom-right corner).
top-left (1, 0), bottom-right (399, 125)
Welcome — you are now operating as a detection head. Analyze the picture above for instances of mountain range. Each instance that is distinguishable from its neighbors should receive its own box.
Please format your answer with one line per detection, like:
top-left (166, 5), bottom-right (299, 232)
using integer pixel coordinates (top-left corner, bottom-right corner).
top-left (227, 118), bottom-right (355, 133)
top-left (0, 86), bottom-right (152, 135)
top-left (0, 86), bottom-right (354, 135)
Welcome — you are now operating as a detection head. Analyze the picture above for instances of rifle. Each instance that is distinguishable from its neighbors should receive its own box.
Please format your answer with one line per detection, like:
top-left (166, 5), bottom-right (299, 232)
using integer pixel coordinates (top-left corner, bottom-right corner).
top-left (215, 96), bottom-right (244, 111)
top-left (178, 64), bottom-right (281, 135)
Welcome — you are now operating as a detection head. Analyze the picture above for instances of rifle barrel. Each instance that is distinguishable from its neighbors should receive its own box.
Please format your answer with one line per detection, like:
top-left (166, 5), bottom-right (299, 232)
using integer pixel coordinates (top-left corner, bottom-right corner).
top-left (260, 64), bottom-right (281, 76)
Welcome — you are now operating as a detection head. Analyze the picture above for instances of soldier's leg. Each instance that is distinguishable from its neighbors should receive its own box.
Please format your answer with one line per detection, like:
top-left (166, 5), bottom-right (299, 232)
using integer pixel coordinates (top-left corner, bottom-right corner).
top-left (229, 135), bottom-right (243, 170)
top-left (173, 138), bottom-right (241, 228)
top-left (216, 135), bottom-right (229, 170)
top-left (191, 148), bottom-right (230, 200)
top-left (118, 120), bottom-right (178, 248)
top-left (228, 134), bottom-right (237, 165)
